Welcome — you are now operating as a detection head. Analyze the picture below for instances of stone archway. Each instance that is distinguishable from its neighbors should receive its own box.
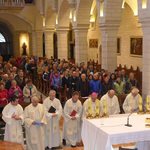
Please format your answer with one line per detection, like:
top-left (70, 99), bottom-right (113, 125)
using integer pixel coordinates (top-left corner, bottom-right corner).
top-left (0, 21), bottom-right (13, 61)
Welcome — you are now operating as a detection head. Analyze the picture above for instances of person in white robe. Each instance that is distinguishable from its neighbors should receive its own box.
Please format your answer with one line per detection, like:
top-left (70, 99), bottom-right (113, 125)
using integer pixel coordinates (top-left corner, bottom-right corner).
top-left (82, 92), bottom-right (100, 119)
top-left (123, 88), bottom-right (141, 113)
top-left (100, 90), bottom-right (120, 116)
top-left (24, 96), bottom-right (47, 150)
top-left (43, 90), bottom-right (62, 150)
top-left (63, 91), bottom-right (82, 147)
top-left (2, 95), bottom-right (24, 147)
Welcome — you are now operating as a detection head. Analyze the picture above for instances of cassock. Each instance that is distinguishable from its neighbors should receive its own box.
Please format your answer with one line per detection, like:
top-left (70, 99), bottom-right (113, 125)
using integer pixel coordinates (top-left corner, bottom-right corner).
top-left (63, 98), bottom-right (82, 146)
top-left (2, 103), bottom-right (24, 147)
top-left (82, 97), bottom-right (100, 119)
top-left (100, 93), bottom-right (120, 116)
top-left (123, 93), bottom-right (141, 113)
top-left (43, 97), bottom-right (62, 148)
top-left (24, 103), bottom-right (47, 150)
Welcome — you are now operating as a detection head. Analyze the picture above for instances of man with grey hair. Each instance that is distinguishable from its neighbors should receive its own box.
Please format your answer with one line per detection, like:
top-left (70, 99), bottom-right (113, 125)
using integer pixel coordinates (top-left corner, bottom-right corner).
top-left (24, 96), bottom-right (47, 150)
top-left (1, 74), bottom-right (8, 86)
top-left (43, 90), bottom-right (62, 150)
top-left (123, 88), bottom-right (141, 113)
top-left (100, 90), bottom-right (120, 116)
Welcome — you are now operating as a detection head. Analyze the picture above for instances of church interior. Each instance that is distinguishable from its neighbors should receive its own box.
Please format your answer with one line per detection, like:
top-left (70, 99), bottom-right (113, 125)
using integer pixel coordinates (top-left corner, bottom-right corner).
top-left (0, 0), bottom-right (150, 150)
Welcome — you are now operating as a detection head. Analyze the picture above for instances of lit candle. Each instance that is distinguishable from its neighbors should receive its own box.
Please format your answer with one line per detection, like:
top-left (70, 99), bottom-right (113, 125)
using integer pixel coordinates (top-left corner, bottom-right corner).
top-left (139, 97), bottom-right (143, 111)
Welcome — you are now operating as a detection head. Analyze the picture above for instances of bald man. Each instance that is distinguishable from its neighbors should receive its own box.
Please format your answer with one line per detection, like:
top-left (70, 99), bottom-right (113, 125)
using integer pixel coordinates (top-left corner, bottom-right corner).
top-left (123, 88), bottom-right (141, 113)
top-left (76, 73), bottom-right (91, 97)
top-left (100, 90), bottom-right (120, 116)
top-left (24, 96), bottom-right (47, 150)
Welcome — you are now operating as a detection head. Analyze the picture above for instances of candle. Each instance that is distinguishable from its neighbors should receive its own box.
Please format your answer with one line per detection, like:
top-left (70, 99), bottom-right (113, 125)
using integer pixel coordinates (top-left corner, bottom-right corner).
top-left (96, 100), bottom-right (99, 114)
top-left (139, 97), bottom-right (142, 111)
top-left (103, 99), bottom-right (107, 114)
top-left (147, 96), bottom-right (149, 110)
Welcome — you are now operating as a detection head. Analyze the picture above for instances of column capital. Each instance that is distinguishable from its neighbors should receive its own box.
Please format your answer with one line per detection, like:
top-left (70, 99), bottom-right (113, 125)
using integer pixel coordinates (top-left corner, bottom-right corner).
top-left (45, 29), bottom-right (55, 34)
top-left (99, 22), bottom-right (121, 31)
top-left (56, 27), bottom-right (69, 33)
top-left (139, 18), bottom-right (150, 27)
top-left (73, 24), bottom-right (89, 32)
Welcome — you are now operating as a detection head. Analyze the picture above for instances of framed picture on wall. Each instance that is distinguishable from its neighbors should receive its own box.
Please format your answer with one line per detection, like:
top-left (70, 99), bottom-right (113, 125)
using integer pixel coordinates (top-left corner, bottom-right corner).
top-left (89, 39), bottom-right (98, 48)
top-left (117, 37), bottom-right (121, 54)
top-left (130, 37), bottom-right (143, 56)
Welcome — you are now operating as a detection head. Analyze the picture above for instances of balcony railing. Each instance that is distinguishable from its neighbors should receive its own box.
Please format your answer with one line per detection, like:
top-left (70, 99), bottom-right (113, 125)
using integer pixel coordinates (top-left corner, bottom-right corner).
top-left (0, 0), bottom-right (25, 7)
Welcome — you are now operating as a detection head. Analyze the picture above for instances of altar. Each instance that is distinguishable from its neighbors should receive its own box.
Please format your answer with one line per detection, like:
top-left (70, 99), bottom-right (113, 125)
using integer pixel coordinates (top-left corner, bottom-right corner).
top-left (82, 114), bottom-right (150, 150)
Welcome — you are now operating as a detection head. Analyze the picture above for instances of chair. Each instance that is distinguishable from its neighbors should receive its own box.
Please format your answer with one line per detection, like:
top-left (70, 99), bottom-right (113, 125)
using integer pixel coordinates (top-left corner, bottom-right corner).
top-left (119, 147), bottom-right (137, 150)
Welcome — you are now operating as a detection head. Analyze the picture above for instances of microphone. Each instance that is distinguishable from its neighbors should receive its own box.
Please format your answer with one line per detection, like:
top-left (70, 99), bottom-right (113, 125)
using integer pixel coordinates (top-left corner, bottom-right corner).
top-left (125, 107), bottom-right (139, 127)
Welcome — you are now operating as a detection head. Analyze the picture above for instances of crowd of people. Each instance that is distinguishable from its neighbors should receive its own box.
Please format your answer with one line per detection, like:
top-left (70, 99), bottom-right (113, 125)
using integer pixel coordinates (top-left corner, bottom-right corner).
top-left (0, 55), bottom-right (142, 150)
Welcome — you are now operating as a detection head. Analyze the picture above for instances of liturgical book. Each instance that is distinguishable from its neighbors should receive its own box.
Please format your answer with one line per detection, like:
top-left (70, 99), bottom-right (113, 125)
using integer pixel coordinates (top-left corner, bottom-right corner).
top-left (48, 106), bottom-right (56, 113)
top-left (70, 110), bottom-right (77, 117)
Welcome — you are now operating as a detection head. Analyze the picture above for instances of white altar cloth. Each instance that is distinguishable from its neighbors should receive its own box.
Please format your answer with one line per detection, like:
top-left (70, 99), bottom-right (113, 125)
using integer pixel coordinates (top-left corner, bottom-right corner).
top-left (82, 114), bottom-right (150, 150)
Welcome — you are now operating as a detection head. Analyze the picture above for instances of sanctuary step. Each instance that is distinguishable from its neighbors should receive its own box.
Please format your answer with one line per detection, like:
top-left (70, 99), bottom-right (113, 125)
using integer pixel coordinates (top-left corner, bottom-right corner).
top-left (0, 141), bottom-right (24, 150)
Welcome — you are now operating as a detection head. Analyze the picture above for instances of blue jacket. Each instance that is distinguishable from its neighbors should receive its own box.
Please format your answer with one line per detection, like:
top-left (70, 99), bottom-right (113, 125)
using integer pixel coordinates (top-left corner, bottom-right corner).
top-left (52, 75), bottom-right (62, 89)
top-left (90, 79), bottom-right (102, 95)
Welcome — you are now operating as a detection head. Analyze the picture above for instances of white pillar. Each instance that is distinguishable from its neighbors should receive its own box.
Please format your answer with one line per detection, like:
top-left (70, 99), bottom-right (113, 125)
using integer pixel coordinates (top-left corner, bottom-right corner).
top-left (140, 22), bottom-right (150, 98)
top-left (74, 28), bottom-right (88, 64)
top-left (57, 29), bottom-right (69, 60)
top-left (100, 26), bottom-right (118, 72)
top-left (31, 30), bottom-right (37, 56)
top-left (45, 29), bottom-right (54, 59)
top-left (36, 31), bottom-right (43, 57)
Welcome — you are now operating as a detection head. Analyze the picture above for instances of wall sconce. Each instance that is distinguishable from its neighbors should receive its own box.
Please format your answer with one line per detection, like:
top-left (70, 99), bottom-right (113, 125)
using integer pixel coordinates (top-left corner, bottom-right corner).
top-left (69, 10), bottom-right (72, 20)
top-left (43, 17), bottom-right (45, 27)
top-left (142, 0), bottom-right (147, 9)
top-left (73, 9), bottom-right (76, 22)
top-left (122, 0), bottom-right (125, 8)
top-left (100, 3), bottom-right (104, 17)
top-left (55, 14), bottom-right (58, 25)
top-left (90, 17), bottom-right (95, 28)
top-left (134, 10), bottom-right (138, 16)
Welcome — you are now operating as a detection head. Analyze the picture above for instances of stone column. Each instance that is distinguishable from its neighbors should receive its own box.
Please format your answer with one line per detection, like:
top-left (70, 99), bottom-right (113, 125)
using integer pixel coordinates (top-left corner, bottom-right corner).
top-left (31, 30), bottom-right (37, 56)
top-left (57, 28), bottom-right (69, 60)
top-left (140, 21), bottom-right (150, 99)
top-left (36, 30), bottom-right (43, 57)
top-left (100, 26), bottom-right (118, 72)
top-left (74, 28), bottom-right (88, 64)
top-left (45, 29), bottom-right (54, 59)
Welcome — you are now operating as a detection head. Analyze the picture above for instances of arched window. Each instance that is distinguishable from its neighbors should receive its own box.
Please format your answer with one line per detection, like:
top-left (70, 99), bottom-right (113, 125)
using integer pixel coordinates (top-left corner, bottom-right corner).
top-left (0, 33), bottom-right (6, 42)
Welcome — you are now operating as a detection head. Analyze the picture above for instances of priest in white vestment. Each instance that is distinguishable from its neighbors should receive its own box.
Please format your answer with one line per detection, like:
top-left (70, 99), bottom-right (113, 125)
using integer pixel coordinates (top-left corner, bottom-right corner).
top-left (43, 90), bottom-right (62, 150)
top-left (63, 91), bottom-right (82, 147)
top-left (24, 96), bottom-right (47, 150)
top-left (2, 95), bottom-right (24, 147)
top-left (100, 90), bottom-right (120, 116)
top-left (123, 88), bottom-right (141, 113)
top-left (82, 92), bottom-right (100, 119)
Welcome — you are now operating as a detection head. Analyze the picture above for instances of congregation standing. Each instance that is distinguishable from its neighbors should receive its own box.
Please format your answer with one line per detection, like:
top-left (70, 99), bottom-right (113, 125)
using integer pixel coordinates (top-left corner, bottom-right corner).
top-left (0, 55), bottom-right (142, 150)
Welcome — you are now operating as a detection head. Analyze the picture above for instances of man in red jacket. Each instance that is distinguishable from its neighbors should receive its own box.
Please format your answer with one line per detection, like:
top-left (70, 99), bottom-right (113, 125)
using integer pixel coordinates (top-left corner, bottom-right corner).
top-left (0, 82), bottom-right (8, 104)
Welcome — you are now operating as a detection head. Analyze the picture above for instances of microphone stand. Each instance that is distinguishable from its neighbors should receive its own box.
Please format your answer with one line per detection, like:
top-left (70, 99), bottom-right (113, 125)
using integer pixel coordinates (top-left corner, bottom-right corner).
top-left (125, 108), bottom-right (139, 127)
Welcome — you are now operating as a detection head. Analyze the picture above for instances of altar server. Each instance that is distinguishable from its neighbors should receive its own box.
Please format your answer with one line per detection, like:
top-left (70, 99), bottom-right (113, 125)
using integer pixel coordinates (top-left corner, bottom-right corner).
top-left (123, 88), bottom-right (141, 113)
top-left (2, 95), bottom-right (24, 147)
top-left (43, 90), bottom-right (62, 150)
top-left (100, 90), bottom-right (120, 115)
top-left (82, 92), bottom-right (100, 119)
top-left (24, 96), bottom-right (47, 150)
top-left (63, 91), bottom-right (82, 147)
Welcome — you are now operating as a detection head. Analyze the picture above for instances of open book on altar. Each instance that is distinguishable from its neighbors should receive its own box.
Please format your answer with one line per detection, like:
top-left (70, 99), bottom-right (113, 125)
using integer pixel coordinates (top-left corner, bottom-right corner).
top-left (7, 107), bottom-right (17, 116)
top-left (70, 110), bottom-right (77, 117)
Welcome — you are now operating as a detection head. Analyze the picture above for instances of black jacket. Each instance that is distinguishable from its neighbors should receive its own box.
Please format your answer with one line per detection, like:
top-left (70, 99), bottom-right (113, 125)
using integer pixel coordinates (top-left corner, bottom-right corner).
top-left (77, 79), bottom-right (91, 97)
